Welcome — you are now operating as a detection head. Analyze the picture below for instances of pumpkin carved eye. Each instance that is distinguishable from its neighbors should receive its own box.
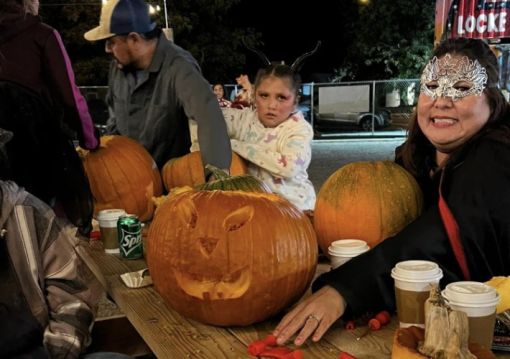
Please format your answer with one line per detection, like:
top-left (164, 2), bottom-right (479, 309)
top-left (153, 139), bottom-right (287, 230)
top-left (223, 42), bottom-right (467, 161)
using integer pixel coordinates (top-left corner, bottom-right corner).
top-left (223, 206), bottom-right (254, 232)
top-left (177, 197), bottom-right (198, 229)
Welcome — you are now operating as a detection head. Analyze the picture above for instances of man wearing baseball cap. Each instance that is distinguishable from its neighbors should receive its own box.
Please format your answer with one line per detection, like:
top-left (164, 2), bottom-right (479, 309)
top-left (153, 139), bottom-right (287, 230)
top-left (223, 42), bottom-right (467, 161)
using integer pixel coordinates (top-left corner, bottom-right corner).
top-left (84, 0), bottom-right (231, 173)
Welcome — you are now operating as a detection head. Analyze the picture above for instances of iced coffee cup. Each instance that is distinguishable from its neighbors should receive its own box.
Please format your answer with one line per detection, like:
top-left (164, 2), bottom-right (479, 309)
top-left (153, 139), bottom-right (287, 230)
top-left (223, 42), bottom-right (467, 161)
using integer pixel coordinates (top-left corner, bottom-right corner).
top-left (391, 260), bottom-right (443, 328)
top-left (328, 239), bottom-right (369, 269)
top-left (442, 281), bottom-right (500, 349)
top-left (97, 209), bottom-right (126, 254)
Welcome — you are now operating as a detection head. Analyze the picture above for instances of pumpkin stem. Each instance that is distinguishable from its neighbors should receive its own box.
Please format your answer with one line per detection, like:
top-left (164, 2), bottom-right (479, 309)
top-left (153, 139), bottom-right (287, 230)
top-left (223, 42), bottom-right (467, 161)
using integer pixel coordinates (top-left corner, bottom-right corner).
top-left (205, 164), bottom-right (230, 180)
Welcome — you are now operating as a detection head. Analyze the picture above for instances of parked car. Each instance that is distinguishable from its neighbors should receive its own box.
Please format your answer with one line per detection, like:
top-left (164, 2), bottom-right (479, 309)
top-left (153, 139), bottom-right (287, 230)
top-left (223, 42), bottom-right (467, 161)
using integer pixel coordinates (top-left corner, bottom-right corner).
top-left (315, 108), bottom-right (391, 131)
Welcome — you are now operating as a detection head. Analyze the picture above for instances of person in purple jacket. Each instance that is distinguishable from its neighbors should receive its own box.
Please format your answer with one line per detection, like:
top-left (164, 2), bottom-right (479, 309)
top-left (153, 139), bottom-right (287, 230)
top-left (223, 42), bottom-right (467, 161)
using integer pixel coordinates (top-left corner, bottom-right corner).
top-left (0, 0), bottom-right (99, 235)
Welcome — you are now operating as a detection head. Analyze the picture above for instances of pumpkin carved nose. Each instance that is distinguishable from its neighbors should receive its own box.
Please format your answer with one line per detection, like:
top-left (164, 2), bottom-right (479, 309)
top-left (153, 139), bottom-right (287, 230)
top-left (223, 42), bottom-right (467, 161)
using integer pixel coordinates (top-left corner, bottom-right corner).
top-left (199, 237), bottom-right (220, 256)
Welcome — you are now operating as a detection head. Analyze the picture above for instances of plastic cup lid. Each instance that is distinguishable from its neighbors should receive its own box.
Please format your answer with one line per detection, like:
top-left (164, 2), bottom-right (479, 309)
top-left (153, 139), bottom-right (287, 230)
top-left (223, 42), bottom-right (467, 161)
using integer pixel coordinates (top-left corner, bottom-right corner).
top-left (442, 281), bottom-right (500, 307)
top-left (97, 209), bottom-right (126, 221)
top-left (391, 260), bottom-right (443, 282)
top-left (329, 239), bottom-right (370, 256)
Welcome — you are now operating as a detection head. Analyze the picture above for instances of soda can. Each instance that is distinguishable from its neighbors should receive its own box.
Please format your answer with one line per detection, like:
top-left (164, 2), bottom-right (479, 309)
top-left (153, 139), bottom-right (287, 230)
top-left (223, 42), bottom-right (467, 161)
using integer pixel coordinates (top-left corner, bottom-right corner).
top-left (117, 214), bottom-right (143, 259)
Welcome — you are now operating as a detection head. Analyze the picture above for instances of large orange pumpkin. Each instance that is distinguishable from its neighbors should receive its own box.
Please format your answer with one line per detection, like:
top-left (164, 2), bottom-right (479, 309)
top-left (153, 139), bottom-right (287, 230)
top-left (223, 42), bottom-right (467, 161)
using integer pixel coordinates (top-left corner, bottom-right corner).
top-left (161, 151), bottom-right (247, 190)
top-left (146, 190), bottom-right (317, 326)
top-left (314, 161), bottom-right (423, 254)
top-left (78, 135), bottom-right (163, 221)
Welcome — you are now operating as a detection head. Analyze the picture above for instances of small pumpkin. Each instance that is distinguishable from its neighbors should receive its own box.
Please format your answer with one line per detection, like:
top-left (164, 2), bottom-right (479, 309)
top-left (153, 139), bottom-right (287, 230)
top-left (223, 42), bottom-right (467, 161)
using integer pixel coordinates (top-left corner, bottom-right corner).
top-left (314, 161), bottom-right (423, 253)
top-left (161, 151), bottom-right (247, 190)
top-left (147, 190), bottom-right (317, 326)
top-left (78, 135), bottom-right (163, 221)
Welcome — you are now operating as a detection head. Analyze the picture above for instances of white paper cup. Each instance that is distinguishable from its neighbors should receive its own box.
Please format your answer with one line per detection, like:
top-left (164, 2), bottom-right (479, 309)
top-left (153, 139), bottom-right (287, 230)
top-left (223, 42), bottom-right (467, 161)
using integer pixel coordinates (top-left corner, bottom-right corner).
top-left (328, 239), bottom-right (369, 269)
top-left (442, 281), bottom-right (500, 348)
top-left (391, 260), bottom-right (443, 328)
top-left (97, 209), bottom-right (126, 254)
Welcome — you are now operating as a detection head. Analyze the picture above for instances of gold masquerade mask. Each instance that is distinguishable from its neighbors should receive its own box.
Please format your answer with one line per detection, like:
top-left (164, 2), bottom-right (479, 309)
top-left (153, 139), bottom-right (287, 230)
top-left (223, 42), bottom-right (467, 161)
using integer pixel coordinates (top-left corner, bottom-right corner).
top-left (420, 54), bottom-right (488, 101)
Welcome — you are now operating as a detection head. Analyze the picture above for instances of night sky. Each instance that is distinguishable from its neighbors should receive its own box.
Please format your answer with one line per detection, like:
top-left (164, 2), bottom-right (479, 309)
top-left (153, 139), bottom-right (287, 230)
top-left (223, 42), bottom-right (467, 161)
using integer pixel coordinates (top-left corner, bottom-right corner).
top-left (229, 1), bottom-right (353, 82)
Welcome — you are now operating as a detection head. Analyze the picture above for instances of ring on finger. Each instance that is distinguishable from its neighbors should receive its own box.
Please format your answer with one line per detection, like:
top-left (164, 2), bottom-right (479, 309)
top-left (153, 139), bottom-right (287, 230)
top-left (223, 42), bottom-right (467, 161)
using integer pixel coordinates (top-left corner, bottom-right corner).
top-left (307, 314), bottom-right (321, 322)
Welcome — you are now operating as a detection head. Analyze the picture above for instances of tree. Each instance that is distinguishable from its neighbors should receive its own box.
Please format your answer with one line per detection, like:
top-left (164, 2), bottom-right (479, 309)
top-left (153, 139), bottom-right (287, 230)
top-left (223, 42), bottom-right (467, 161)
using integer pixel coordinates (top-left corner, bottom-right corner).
top-left (40, 0), bottom-right (261, 85)
top-left (333, 0), bottom-right (436, 81)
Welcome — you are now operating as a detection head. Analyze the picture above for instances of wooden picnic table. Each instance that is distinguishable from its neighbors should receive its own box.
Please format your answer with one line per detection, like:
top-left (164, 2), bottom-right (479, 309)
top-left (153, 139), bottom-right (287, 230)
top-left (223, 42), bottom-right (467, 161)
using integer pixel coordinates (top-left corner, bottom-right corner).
top-left (81, 240), bottom-right (510, 359)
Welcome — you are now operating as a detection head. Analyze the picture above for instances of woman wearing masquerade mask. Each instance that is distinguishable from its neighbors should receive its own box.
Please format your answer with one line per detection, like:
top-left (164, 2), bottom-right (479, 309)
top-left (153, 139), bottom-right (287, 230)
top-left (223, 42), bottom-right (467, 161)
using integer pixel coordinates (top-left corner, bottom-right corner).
top-left (272, 38), bottom-right (510, 346)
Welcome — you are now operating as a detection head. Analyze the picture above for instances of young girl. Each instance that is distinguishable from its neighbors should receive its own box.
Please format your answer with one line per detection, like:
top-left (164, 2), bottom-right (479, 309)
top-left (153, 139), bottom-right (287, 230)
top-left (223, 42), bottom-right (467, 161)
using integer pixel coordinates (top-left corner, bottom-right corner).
top-left (222, 64), bottom-right (316, 211)
top-left (212, 83), bottom-right (232, 108)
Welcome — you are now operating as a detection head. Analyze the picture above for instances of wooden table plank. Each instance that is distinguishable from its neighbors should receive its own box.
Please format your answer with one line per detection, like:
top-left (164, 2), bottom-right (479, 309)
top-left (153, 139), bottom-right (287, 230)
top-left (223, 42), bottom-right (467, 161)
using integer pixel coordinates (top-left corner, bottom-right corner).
top-left (84, 241), bottom-right (250, 358)
top-left (82, 240), bottom-right (510, 359)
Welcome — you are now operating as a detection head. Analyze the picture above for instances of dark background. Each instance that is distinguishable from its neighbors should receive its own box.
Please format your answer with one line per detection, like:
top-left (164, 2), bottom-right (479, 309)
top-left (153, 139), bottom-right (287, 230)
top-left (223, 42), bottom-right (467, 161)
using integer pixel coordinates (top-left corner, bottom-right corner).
top-left (228, 1), bottom-right (355, 82)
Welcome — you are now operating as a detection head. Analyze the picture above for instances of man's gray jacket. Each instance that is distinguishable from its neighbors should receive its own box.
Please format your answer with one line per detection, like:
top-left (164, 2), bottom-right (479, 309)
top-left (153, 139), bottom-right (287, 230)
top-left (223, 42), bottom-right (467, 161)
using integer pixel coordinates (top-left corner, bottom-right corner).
top-left (106, 33), bottom-right (231, 169)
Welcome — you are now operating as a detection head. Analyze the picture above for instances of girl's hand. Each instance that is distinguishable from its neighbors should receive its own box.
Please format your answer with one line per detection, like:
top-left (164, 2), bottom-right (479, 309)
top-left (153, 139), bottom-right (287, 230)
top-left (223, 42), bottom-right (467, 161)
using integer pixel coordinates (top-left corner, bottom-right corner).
top-left (273, 286), bottom-right (346, 346)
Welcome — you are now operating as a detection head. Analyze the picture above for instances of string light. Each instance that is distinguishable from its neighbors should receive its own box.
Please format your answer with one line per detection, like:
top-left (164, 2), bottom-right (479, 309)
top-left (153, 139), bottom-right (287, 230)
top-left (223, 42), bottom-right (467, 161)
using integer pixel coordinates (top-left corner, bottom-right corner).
top-left (148, 4), bottom-right (161, 14)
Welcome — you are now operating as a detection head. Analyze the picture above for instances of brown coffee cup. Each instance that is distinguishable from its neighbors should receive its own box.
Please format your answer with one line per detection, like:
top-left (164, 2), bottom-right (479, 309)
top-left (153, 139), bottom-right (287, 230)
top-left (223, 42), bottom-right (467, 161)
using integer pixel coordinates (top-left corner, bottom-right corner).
top-left (97, 209), bottom-right (126, 254)
top-left (391, 260), bottom-right (443, 328)
top-left (442, 281), bottom-right (500, 349)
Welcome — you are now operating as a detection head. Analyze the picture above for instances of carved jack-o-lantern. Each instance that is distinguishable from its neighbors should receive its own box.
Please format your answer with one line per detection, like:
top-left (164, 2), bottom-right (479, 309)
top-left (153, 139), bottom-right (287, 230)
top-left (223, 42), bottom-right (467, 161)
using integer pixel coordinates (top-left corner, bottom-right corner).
top-left (147, 190), bottom-right (317, 326)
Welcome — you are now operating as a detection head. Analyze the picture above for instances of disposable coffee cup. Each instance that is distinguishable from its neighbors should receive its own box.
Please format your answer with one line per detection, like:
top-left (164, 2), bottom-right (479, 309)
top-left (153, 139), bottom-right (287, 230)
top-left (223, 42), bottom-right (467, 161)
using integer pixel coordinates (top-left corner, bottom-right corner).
top-left (442, 281), bottom-right (500, 349)
top-left (391, 260), bottom-right (443, 328)
top-left (97, 209), bottom-right (126, 254)
top-left (328, 239), bottom-right (369, 269)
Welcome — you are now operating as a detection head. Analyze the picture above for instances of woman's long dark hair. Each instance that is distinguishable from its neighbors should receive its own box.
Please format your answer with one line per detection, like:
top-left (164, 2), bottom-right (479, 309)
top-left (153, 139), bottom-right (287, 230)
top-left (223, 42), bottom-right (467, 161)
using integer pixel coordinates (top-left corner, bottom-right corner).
top-left (398, 38), bottom-right (510, 177)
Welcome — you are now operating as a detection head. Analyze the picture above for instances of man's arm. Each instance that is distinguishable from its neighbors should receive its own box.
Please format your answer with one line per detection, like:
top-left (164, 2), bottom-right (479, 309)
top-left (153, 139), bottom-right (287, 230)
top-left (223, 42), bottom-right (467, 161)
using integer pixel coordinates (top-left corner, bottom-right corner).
top-left (104, 62), bottom-right (120, 135)
top-left (173, 58), bottom-right (231, 170)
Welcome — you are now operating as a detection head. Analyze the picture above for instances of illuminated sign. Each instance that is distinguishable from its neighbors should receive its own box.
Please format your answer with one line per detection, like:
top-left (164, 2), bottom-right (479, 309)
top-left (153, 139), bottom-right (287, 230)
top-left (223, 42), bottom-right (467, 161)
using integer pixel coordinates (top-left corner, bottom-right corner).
top-left (449, 0), bottom-right (510, 39)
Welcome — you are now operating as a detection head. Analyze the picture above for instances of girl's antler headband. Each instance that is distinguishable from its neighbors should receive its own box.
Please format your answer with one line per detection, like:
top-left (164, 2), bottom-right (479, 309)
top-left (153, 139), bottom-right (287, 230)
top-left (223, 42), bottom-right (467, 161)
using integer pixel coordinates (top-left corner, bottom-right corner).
top-left (243, 38), bottom-right (321, 71)
top-left (291, 41), bottom-right (321, 72)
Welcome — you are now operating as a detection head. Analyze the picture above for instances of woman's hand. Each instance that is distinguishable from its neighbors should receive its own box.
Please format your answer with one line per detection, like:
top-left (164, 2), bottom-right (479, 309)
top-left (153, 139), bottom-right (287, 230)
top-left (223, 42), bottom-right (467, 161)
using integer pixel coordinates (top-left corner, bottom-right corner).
top-left (273, 285), bottom-right (346, 346)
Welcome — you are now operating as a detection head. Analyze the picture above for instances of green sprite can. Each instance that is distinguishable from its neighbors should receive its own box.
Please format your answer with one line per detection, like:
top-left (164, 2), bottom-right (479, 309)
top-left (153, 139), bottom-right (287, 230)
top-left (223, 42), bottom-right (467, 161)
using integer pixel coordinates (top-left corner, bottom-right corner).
top-left (117, 214), bottom-right (143, 259)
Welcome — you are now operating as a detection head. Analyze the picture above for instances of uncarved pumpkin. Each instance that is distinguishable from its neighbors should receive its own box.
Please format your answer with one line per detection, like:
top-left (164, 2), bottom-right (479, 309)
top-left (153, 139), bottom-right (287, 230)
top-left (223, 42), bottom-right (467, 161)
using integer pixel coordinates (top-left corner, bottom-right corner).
top-left (314, 161), bottom-right (423, 254)
top-left (161, 151), bottom-right (247, 190)
top-left (78, 135), bottom-right (163, 221)
top-left (147, 190), bottom-right (317, 326)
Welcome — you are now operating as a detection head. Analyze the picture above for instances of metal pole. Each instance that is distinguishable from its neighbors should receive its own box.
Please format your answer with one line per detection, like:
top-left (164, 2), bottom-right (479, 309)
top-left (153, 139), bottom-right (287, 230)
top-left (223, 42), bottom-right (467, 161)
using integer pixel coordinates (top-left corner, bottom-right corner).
top-left (163, 0), bottom-right (169, 28)
top-left (161, 0), bottom-right (174, 41)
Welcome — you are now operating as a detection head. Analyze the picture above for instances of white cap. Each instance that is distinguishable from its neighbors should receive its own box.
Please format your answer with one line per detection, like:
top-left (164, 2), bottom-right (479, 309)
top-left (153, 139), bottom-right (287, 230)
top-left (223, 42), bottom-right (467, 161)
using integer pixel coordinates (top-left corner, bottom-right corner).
top-left (328, 239), bottom-right (369, 257)
top-left (391, 260), bottom-right (443, 283)
top-left (97, 208), bottom-right (126, 221)
top-left (442, 281), bottom-right (500, 308)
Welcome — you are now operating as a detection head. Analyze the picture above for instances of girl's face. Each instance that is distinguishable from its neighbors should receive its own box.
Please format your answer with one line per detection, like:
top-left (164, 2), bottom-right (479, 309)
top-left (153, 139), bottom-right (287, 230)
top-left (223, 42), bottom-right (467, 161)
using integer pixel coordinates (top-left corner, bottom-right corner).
top-left (213, 85), bottom-right (224, 99)
top-left (417, 54), bottom-right (491, 154)
top-left (255, 76), bottom-right (297, 128)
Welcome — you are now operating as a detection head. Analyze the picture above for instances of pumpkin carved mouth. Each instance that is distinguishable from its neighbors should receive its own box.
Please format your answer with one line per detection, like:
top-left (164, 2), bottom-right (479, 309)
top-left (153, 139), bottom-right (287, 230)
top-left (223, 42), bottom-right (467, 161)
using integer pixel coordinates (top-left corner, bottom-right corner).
top-left (173, 266), bottom-right (251, 300)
